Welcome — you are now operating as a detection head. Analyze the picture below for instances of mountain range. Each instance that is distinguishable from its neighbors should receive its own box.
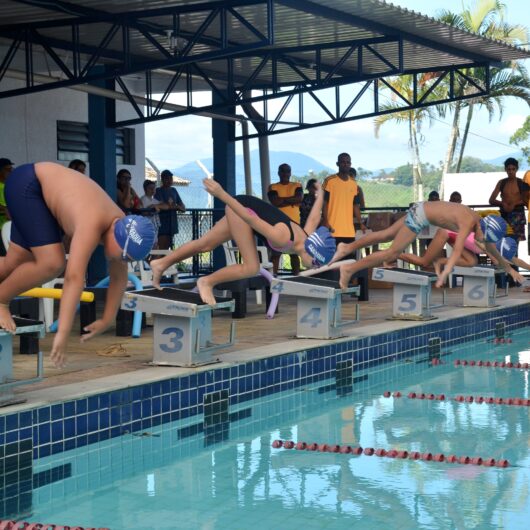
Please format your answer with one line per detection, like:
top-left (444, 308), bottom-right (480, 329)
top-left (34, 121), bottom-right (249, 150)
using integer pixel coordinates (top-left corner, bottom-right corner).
top-left (172, 150), bottom-right (332, 208)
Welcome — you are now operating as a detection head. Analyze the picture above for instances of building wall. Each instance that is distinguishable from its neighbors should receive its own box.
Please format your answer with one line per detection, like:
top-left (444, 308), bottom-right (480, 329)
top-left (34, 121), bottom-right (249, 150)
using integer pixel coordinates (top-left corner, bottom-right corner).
top-left (0, 78), bottom-right (145, 193)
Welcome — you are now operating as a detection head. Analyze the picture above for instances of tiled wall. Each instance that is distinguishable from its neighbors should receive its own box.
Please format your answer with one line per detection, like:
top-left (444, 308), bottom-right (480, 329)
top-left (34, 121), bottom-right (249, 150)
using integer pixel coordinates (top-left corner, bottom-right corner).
top-left (1, 304), bottom-right (528, 465)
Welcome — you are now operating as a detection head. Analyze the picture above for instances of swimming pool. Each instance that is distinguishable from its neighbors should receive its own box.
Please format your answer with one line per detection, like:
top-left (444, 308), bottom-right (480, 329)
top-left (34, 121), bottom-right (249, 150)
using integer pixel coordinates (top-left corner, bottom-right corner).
top-left (13, 326), bottom-right (530, 530)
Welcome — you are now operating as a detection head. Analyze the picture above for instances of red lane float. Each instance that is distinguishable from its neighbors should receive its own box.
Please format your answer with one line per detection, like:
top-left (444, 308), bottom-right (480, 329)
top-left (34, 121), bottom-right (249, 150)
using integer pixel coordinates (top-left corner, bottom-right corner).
top-left (271, 441), bottom-right (508, 467)
top-left (0, 522), bottom-right (109, 530)
top-left (454, 359), bottom-right (527, 370)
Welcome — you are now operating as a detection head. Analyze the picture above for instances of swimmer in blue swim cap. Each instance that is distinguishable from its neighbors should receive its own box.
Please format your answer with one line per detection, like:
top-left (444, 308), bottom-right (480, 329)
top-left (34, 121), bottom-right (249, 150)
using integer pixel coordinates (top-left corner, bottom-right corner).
top-left (1, 162), bottom-right (156, 368)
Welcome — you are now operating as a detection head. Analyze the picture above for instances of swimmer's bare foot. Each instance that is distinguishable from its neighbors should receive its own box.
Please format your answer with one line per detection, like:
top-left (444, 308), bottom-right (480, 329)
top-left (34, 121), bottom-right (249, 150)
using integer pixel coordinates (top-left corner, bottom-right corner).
top-left (433, 260), bottom-right (442, 277)
top-left (330, 242), bottom-right (350, 264)
top-left (339, 265), bottom-right (353, 290)
top-left (382, 261), bottom-right (397, 268)
top-left (150, 258), bottom-right (166, 289)
top-left (196, 277), bottom-right (217, 305)
top-left (0, 303), bottom-right (16, 333)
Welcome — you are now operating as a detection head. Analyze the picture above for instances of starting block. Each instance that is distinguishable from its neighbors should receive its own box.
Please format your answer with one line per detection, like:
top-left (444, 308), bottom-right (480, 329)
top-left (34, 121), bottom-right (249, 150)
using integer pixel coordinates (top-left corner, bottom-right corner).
top-left (0, 317), bottom-right (45, 407)
top-left (452, 266), bottom-right (507, 307)
top-left (270, 277), bottom-right (360, 339)
top-left (372, 268), bottom-right (442, 320)
top-left (121, 288), bottom-right (235, 367)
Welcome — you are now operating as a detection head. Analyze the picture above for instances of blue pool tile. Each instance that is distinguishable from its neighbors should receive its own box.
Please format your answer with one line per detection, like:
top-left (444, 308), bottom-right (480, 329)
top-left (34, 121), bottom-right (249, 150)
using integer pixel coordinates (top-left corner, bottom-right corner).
top-left (6, 414), bottom-right (18, 431)
top-left (88, 395), bottom-right (99, 412)
top-left (63, 401), bottom-right (75, 417)
top-left (75, 399), bottom-right (88, 415)
top-left (64, 417), bottom-right (75, 438)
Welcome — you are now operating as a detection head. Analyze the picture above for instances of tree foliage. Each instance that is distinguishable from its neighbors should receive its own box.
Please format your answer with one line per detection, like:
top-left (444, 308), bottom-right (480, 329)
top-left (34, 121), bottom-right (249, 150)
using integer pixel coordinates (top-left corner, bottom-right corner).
top-left (510, 116), bottom-right (530, 163)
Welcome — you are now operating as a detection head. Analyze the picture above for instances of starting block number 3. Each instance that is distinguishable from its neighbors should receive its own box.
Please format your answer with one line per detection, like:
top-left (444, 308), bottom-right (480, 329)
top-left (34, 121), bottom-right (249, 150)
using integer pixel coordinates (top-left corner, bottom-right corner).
top-left (300, 308), bottom-right (322, 328)
top-left (159, 327), bottom-right (184, 353)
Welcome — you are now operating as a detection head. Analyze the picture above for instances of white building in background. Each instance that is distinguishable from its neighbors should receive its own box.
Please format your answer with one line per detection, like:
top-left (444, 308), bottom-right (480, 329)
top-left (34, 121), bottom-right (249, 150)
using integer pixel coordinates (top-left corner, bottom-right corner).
top-left (443, 171), bottom-right (530, 263)
top-left (0, 78), bottom-right (146, 194)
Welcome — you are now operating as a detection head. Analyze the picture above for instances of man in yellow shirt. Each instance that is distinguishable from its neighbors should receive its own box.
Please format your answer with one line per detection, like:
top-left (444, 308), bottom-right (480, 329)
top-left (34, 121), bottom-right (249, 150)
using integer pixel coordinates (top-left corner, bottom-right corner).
top-left (322, 153), bottom-right (365, 258)
top-left (267, 163), bottom-right (303, 275)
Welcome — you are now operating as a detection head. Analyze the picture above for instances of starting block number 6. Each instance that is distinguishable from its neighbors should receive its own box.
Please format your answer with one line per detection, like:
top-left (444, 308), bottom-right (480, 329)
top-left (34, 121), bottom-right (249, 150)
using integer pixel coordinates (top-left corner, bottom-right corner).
top-left (159, 327), bottom-right (184, 353)
top-left (468, 285), bottom-right (484, 300)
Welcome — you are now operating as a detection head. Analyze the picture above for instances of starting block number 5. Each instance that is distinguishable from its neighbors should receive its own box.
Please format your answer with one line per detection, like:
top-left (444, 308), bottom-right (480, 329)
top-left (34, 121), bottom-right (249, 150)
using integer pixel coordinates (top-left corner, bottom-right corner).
top-left (300, 308), bottom-right (322, 328)
top-left (398, 294), bottom-right (417, 312)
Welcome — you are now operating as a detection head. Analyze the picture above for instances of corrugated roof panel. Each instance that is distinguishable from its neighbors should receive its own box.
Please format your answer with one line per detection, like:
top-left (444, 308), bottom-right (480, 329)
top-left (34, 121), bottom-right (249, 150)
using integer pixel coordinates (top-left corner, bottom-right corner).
top-left (0, 0), bottom-right (527, 93)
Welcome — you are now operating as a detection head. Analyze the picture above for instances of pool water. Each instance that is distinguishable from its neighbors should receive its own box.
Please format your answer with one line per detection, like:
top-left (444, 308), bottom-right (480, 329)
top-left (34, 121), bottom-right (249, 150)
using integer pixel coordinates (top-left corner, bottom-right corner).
top-left (25, 330), bottom-right (530, 529)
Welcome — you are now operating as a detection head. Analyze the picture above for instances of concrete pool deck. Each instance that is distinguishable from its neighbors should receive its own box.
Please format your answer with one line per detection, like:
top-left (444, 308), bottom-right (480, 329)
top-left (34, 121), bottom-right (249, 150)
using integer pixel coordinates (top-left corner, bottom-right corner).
top-left (6, 285), bottom-right (530, 413)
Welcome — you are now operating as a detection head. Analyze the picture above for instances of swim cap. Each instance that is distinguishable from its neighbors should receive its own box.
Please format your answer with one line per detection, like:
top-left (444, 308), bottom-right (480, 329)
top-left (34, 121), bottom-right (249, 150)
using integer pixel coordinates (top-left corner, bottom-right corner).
top-left (304, 226), bottom-right (336, 266)
top-left (114, 215), bottom-right (156, 260)
top-left (496, 237), bottom-right (517, 261)
top-left (479, 215), bottom-right (506, 243)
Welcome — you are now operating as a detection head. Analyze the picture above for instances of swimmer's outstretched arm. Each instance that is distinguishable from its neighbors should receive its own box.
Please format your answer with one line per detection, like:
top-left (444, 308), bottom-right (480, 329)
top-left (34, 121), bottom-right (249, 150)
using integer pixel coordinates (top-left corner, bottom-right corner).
top-left (483, 242), bottom-right (525, 284)
top-left (82, 258), bottom-right (128, 340)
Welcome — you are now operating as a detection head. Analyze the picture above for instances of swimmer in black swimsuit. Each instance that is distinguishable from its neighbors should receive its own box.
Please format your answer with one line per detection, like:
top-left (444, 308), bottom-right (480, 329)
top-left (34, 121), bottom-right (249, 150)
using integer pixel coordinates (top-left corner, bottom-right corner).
top-left (151, 179), bottom-right (336, 305)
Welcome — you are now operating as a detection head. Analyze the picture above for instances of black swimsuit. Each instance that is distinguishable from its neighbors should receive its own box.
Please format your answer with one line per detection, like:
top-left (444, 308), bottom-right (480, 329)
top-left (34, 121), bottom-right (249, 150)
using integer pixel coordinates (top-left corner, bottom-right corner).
top-left (235, 195), bottom-right (297, 243)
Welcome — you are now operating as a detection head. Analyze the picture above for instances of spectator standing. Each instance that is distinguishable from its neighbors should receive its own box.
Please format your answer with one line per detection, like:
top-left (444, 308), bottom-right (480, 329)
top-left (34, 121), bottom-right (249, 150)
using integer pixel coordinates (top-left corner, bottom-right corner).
top-left (322, 153), bottom-right (365, 259)
top-left (267, 163), bottom-right (303, 275)
top-left (449, 191), bottom-right (462, 203)
top-left (141, 179), bottom-right (168, 248)
top-left (428, 190), bottom-right (440, 201)
top-left (116, 169), bottom-right (141, 212)
top-left (524, 170), bottom-right (530, 254)
top-left (155, 169), bottom-right (186, 250)
top-left (68, 159), bottom-right (86, 174)
top-left (299, 178), bottom-right (318, 228)
top-left (489, 157), bottom-right (529, 244)
top-left (0, 158), bottom-right (14, 255)
top-left (349, 168), bottom-right (366, 210)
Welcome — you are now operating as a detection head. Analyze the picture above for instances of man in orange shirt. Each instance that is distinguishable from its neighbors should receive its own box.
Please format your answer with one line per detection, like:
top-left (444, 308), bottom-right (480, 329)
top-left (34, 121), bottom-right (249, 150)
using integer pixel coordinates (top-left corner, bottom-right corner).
top-left (267, 163), bottom-right (303, 275)
top-left (322, 153), bottom-right (365, 258)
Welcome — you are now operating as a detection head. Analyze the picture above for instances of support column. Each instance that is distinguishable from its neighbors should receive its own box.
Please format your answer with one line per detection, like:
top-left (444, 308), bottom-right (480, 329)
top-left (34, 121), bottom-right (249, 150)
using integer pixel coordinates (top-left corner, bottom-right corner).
top-left (211, 90), bottom-right (236, 271)
top-left (87, 70), bottom-right (117, 284)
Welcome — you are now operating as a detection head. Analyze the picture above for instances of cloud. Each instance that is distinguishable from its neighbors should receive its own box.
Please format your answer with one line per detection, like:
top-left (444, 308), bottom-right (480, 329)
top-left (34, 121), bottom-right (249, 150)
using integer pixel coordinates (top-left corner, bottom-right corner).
top-left (498, 114), bottom-right (526, 135)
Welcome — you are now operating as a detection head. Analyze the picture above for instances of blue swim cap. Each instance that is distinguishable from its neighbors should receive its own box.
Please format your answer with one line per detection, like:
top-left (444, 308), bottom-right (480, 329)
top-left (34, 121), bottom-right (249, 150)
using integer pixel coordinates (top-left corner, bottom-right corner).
top-left (305, 226), bottom-right (336, 266)
top-left (479, 215), bottom-right (506, 243)
top-left (114, 215), bottom-right (156, 260)
top-left (496, 237), bottom-right (517, 261)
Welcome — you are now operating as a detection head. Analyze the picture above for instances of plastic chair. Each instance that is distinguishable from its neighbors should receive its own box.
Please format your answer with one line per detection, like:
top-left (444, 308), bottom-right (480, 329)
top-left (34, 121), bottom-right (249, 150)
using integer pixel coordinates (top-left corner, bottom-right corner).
top-left (222, 241), bottom-right (273, 304)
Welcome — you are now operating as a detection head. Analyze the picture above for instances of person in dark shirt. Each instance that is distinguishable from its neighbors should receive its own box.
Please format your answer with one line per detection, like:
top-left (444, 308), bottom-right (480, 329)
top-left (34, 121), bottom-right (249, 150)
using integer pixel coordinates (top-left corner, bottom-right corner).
top-left (155, 169), bottom-right (186, 249)
top-left (489, 157), bottom-right (529, 243)
top-left (299, 178), bottom-right (318, 228)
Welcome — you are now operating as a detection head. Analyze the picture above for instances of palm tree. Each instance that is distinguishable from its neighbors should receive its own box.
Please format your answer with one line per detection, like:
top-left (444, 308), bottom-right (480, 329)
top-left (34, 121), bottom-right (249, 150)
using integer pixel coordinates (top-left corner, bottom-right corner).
top-left (437, 0), bottom-right (529, 192)
top-left (374, 74), bottom-right (442, 202)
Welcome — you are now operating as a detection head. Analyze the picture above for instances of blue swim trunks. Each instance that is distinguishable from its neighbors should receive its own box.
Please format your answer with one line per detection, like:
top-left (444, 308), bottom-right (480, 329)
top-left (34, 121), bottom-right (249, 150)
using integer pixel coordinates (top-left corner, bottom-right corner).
top-left (404, 202), bottom-right (430, 234)
top-left (5, 163), bottom-right (63, 249)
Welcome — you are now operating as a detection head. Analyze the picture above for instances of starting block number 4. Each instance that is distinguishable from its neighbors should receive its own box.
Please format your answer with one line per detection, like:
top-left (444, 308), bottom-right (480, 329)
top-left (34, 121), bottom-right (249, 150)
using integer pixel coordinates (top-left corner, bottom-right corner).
top-left (300, 308), bottom-right (322, 328)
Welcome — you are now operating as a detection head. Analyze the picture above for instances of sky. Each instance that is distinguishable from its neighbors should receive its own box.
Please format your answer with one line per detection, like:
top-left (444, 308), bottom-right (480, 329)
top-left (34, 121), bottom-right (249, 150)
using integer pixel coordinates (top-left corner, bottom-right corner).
top-left (145, 0), bottom-right (530, 173)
